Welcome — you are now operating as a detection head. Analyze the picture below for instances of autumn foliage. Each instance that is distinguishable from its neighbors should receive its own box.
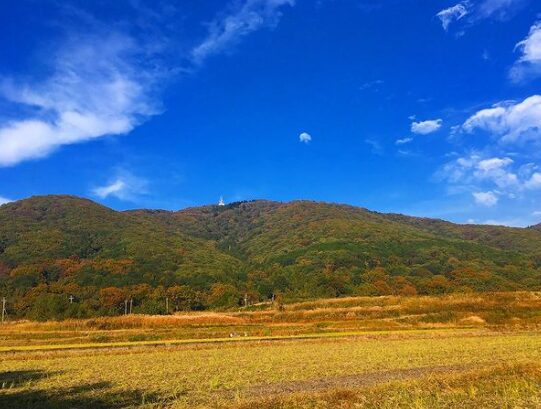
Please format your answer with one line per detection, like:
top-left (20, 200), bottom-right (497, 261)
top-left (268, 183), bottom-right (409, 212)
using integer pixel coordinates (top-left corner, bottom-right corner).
top-left (0, 196), bottom-right (540, 320)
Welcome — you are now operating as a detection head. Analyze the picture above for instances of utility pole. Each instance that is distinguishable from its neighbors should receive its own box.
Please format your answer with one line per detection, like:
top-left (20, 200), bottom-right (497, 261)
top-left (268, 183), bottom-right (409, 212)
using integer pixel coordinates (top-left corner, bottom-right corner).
top-left (1, 297), bottom-right (6, 324)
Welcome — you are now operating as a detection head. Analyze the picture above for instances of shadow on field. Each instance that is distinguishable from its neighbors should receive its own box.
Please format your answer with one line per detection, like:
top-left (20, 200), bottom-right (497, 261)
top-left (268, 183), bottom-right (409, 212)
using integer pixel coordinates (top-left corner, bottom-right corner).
top-left (0, 370), bottom-right (52, 386)
top-left (0, 370), bottom-right (166, 408)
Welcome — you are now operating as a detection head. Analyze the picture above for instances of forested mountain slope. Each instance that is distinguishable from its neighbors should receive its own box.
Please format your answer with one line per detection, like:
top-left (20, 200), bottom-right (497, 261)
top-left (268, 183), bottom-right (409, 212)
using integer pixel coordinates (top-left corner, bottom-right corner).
top-left (0, 196), bottom-right (243, 288)
top-left (0, 196), bottom-right (540, 319)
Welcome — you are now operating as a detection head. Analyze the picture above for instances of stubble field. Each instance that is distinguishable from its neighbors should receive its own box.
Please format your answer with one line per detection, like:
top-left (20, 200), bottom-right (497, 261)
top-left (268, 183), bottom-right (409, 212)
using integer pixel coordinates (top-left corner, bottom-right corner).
top-left (1, 292), bottom-right (540, 408)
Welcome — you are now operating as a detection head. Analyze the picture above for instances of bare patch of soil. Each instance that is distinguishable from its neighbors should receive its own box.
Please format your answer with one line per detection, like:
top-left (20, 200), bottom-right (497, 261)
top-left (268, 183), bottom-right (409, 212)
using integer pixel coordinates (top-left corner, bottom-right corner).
top-left (236, 364), bottom-right (475, 398)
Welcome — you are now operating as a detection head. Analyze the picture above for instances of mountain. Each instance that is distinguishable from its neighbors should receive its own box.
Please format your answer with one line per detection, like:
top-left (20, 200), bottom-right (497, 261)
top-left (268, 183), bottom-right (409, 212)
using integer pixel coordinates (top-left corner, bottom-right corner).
top-left (530, 223), bottom-right (541, 233)
top-left (0, 195), bottom-right (540, 319)
top-left (0, 196), bottom-right (243, 287)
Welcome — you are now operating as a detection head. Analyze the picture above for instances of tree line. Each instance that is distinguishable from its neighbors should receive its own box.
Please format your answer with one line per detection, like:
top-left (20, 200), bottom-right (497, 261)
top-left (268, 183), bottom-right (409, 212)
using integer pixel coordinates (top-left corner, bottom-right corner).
top-left (1, 254), bottom-right (539, 321)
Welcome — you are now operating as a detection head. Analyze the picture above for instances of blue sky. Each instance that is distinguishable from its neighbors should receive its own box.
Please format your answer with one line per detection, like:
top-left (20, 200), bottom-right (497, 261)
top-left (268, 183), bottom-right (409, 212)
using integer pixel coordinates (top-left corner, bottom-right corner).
top-left (1, 0), bottom-right (541, 226)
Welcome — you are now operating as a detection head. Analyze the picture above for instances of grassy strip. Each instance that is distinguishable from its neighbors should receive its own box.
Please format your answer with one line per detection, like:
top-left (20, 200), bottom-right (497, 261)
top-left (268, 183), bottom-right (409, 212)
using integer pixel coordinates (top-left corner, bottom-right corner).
top-left (0, 327), bottom-right (469, 353)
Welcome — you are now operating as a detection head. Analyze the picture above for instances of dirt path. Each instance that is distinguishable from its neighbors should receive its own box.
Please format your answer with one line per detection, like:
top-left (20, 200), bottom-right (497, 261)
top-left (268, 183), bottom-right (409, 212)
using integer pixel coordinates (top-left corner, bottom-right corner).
top-left (237, 364), bottom-right (474, 398)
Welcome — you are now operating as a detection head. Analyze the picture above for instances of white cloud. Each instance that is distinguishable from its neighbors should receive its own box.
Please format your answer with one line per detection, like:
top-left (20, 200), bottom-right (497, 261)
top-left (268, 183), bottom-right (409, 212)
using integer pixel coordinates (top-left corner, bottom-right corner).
top-left (438, 153), bottom-right (537, 208)
top-left (473, 191), bottom-right (498, 206)
top-left (532, 210), bottom-right (541, 216)
top-left (0, 1), bottom-right (296, 168)
top-left (91, 171), bottom-right (149, 201)
top-left (438, 150), bottom-right (541, 211)
top-left (0, 196), bottom-right (12, 205)
top-left (411, 119), bottom-right (442, 135)
top-left (510, 22), bottom-right (541, 82)
top-left (437, 2), bottom-right (470, 31)
top-left (437, 0), bottom-right (525, 32)
top-left (477, 0), bottom-right (526, 20)
top-left (299, 132), bottom-right (312, 143)
top-left (474, 157), bottom-right (518, 188)
top-left (93, 180), bottom-right (127, 199)
top-left (462, 95), bottom-right (541, 144)
top-left (191, 0), bottom-right (295, 65)
top-left (395, 137), bottom-right (413, 145)
top-left (525, 172), bottom-right (541, 190)
top-left (517, 22), bottom-right (541, 62)
top-left (441, 154), bottom-right (519, 188)
top-left (0, 32), bottom-right (161, 167)
top-left (476, 157), bottom-right (513, 172)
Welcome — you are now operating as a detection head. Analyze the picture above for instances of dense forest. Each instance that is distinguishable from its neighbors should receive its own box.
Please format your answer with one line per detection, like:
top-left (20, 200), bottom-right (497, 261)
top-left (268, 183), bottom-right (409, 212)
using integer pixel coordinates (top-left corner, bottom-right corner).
top-left (1, 195), bottom-right (540, 320)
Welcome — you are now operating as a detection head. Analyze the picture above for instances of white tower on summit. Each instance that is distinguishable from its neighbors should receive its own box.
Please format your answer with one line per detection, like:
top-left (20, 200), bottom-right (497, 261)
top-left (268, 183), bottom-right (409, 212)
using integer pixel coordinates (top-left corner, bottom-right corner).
top-left (218, 196), bottom-right (225, 206)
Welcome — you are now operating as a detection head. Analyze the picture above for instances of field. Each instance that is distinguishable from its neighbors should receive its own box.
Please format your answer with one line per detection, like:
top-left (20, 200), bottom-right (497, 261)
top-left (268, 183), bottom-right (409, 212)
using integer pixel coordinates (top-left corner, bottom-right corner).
top-left (1, 292), bottom-right (540, 408)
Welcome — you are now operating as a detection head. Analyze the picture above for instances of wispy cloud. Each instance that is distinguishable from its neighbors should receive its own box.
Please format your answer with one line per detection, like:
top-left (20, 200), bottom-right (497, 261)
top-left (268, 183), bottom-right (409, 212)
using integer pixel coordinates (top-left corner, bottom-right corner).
top-left (476, 0), bottom-right (527, 20)
top-left (0, 30), bottom-right (162, 167)
top-left (437, 1), bottom-right (470, 31)
top-left (91, 170), bottom-right (149, 201)
top-left (438, 152), bottom-right (541, 208)
top-left (451, 155), bottom-right (515, 181)
top-left (438, 94), bottom-right (541, 210)
top-left (395, 137), bottom-right (413, 145)
top-left (359, 79), bottom-right (384, 91)
top-left (440, 154), bottom-right (517, 187)
top-left (0, 1), bottom-right (296, 168)
top-left (93, 180), bottom-right (128, 199)
top-left (364, 138), bottom-right (383, 155)
top-left (191, 0), bottom-right (295, 65)
top-left (510, 21), bottom-right (541, 83)
top-left (411, 119), bottom-right (442, 135)
top-left (436, 0), bottom-right (527, 32)
top-left (299, 132), bottom-right (312, 143)
top-left (473, 191), bottom-right (498, 206)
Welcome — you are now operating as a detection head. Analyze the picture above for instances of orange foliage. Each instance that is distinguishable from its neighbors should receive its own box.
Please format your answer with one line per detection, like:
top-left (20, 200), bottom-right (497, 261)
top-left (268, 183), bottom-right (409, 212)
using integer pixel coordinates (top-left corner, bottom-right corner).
top-left (99, 287), bottom-right (127, 309)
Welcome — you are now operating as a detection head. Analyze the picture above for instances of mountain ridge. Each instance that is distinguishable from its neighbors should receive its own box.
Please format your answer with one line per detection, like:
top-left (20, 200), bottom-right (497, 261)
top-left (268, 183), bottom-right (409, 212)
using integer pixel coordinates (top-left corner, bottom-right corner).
top-left (6, 194), bottom-right (540, 230)
top-left (1, 195), bottom-right (540, 319)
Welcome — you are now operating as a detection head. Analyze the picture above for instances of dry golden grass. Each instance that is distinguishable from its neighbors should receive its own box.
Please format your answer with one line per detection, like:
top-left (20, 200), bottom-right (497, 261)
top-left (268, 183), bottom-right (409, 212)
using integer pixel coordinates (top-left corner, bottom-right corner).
top-left (229, 363), bottom-right (541, 409)
top-left (0, 292), bottom-right (539, 350)
top-left (3, 311), bottom-right (245, 331)
top-left (1, 330), bottom-right (540, 408)
top-left (0, 292), bottom-right (540, 408)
